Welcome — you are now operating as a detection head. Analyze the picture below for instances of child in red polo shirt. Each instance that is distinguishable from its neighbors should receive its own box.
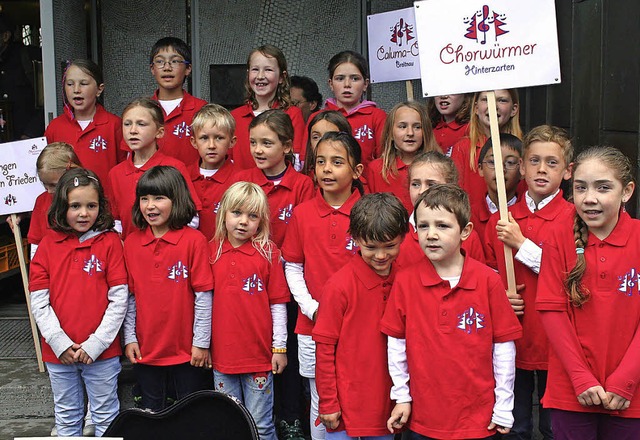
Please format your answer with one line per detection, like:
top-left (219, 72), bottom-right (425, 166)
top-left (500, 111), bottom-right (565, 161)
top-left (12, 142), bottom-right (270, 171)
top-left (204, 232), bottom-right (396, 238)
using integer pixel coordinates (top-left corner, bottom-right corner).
top-left (313, 193), bottom-right (408, 439)
top-left (282, 131), bottom-right (365, 440)
top-left (427, 93), bottom-right (472, 155)
top-left (149, 37), bottom-right (207, 165)
top-left (107, 98), bottom-right (201, 238)
top-left (302, 111), bottom-right (351, 176)
top-left (364, 101), bottom-right (441, 212)
top-left (188, 103), bottom-right (238, 240)
top-left (395, 151), bottom-right (485, 269)
top-left (210, 181), bottom-right (289, 440)
top-left (231, 44), bottom-right (305, 170)
top-left (381, 184), bottom-right (522, 439)
top-left (123, 166), bottom-right (213, 412)
top-left (30, 168), bottom-right (128, 437)
top-left (45, 59), bottom-right (126, 193)
top-left (485, 125), bottom-right (573, 440)
top-left (236, 109), bottom-right (314, 247)
top-left (537, 146), bottom-right (640, 439)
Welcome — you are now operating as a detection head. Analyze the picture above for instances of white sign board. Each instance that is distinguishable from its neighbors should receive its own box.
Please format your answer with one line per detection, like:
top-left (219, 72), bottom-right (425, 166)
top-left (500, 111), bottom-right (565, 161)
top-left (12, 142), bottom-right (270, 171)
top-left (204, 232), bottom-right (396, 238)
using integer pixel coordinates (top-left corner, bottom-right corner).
top-left (368, 7), bottom-right (421, 83)
top-left (414, 0), bottom-right (561, 96)
top-left (0, 137), bottom-right (47, 215)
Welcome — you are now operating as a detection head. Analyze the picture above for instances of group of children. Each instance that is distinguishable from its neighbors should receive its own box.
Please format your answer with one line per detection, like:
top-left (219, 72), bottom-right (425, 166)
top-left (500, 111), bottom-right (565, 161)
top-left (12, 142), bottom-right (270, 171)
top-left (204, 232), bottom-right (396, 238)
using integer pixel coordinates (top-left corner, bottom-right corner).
top-left (18, 34), bottom-right (639, 440)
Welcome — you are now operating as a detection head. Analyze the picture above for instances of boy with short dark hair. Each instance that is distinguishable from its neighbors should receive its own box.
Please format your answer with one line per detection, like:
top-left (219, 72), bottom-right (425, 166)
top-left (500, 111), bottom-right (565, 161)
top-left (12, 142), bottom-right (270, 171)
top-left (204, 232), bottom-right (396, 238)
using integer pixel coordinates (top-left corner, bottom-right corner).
top-left (188, 103), bottom-right (237, 240)
top-left (484, 125), bottom-right (574, 440)
top-left (381, 184), bottom-right (522, 439)
top-left (150, 37), bottom-right (207, 165)
top-left (313, 193), bottom-right (408, 439)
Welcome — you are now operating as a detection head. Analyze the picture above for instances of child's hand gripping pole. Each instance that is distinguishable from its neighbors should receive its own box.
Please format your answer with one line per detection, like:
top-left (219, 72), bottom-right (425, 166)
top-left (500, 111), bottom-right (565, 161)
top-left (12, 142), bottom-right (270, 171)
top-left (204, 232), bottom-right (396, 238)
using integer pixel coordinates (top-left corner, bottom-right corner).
top-left (12, 214), bottom-right (45, 372)
top-left (486, 92), bottom-right (518, 300)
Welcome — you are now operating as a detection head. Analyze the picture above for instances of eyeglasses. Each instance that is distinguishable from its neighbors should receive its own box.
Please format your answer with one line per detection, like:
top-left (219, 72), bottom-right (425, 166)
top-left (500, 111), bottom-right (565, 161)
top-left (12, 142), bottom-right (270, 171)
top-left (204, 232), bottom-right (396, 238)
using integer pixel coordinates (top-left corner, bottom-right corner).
top-left (152, 59), bottom-right (190, 69)
top-left (482, 158), bottom-right (520, 170)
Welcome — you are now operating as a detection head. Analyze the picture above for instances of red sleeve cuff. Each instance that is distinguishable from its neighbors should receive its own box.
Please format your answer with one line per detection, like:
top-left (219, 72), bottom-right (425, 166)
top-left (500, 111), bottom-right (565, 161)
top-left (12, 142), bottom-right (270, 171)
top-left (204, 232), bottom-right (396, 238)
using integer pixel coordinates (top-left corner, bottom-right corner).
top-left (380, 323), bottom-right (405, 339)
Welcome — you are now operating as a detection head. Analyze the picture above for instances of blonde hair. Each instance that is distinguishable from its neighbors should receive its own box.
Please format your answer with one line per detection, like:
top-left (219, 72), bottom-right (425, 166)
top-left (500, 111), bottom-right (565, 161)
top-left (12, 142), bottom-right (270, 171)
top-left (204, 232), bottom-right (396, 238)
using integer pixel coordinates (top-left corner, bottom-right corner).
top-left (523, 125), bottom-right (573, 166)
top-left (212, 181), bottom-right (272, 262)
top-left (467, 89), bottom-right (522, 171)
top-left (380, 101), bottom-right (440, 183)
top-left (37, 142), bottom-right (82, 174)
top-left (191, 103), bottom-right (236, 136)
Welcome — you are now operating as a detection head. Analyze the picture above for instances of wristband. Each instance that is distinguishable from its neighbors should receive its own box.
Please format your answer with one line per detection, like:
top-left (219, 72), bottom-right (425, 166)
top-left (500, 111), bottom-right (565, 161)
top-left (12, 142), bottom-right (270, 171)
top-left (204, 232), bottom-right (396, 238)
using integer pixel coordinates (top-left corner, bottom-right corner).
top-left (271, 347), bottom-right (287, 354)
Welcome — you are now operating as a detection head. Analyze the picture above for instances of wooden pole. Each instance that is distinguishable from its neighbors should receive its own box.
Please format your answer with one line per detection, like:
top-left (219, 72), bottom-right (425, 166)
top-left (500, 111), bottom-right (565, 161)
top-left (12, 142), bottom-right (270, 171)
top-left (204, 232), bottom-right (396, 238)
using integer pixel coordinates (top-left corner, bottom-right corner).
top-left (11, 214), bottom-right (45, 372)
top-left (486, 91), bottom-right (517, 295)
top-left (405, 80), bottom-right (414, 101)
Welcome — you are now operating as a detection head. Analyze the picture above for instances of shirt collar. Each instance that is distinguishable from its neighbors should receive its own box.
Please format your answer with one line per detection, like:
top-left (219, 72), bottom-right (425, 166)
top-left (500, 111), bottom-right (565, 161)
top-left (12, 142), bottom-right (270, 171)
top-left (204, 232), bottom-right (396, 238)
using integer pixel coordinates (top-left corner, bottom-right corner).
top-left (486, 194), bottom-right (517, 214)
top-left (351, 253), bottom-right (394, 289)
top-left (525, 189), bottom-right (560, 213)
top-left (314, 188), bottom-right (361, 217)
top-left (219, 238), bottom-right (258, 256)
top-left (589, 210), bottom-right (632, 247)
top-left (418, 251), bottom-right (477, 292)
top-left (140, 226), bottom-right (185, 245)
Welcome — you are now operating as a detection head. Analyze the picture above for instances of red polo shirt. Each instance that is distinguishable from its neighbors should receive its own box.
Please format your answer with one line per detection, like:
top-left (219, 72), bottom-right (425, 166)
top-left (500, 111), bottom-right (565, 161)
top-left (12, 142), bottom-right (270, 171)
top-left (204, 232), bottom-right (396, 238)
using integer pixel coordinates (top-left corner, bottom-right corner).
top-left (451, 137), bottom-right (487, 211)
top-left (210, 240), bottom-right (289, 374)
top-left (124, 226), bottom-right (213, 366)
top-left (433, 118), bottom-right (469, 152)
top-left (381, 255), bottom-right (522, 438)
top-left (236, 164), bottom-right (314, 247)
top-left (313, 254), bottom-right (395, 437)
top-left (230, 103), bottom-right (305, 170)
top-left (45, 104), bottom-right (126, 193)
top-left (536, 211), bottom-right (640, 417)
top-left (471, 196), bottom-right (493, 248)
top-left (364, 157), bottom-right (412, 212)
top-left (152, 90), bottom-right (207, 166)
top-left (27, 191), bottom-right (52, 245)
top-left (29, 231), bottom-right (128, 363)
top-left (485, 192), bottom-right (573, 370)
top-left (281, 189), bottom-right (361, 335)
top-left (188, 159), bottom-right (237, 241)
top-left (106, 150), bottom-right (202, 238)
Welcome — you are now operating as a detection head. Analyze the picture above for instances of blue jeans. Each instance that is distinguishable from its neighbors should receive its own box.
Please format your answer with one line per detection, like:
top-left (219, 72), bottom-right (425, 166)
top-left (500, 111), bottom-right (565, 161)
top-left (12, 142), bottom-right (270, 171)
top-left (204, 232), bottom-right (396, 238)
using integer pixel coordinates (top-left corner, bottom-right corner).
top-left (47, 357), bottom-right (121, 437)
top-left (214, 370), bottom-right (277, 440)
top-left (326, 430), bottom-right (394, 439)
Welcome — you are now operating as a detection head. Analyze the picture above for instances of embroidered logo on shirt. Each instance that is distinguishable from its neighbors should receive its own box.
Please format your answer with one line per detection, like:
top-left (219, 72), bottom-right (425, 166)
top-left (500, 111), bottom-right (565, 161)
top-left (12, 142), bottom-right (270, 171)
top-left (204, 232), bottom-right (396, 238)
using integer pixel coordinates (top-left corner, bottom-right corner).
top-left (89, 136), bottom-right (107, 153)
top-left (353, 124), bottom-right (373, 141)
top-left (618, 268), bottom-right (639, 296)
top-left (242, 274), bottom-right (264, 294)
top-left (83, 255), bottom-right (104, 275)
top-left (457, 307), bottom-right (485, 334)
top-left (345, 236), bottom-right (359, 254)
top-left (172, 122), bottom-right (191, 139)
top-left (168, 261), bottom-right (189, 281)
top-left (213, 202), bottom-right (220, 214)
top-left (278, 204), bottom-right (293, 224)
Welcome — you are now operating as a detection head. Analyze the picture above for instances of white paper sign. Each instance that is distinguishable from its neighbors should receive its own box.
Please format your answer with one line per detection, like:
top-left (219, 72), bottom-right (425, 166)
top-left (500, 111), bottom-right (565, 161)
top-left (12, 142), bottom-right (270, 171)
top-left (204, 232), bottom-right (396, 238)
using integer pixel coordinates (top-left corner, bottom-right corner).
top-left (414, 0), bottom-right (561, 96)
top-left (367, 7), bottom-right (421, 83)
top-left (0, 137), bottom-right (47, 215)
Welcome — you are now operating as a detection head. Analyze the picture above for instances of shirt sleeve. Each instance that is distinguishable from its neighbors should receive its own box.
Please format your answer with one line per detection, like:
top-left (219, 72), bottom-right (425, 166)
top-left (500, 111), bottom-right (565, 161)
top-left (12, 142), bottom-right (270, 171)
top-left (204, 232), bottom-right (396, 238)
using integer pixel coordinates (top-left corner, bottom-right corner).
top-left (605, 319), bottom-right (640, 400)
top-left (193, 290), bottom-right (212, 348)
top-left (492, 341), bottom-right (516, 429)
top-left (380, 281), bottom-right (407, 339)
top-left (514, 238), bottom-right (542, 274)
top-left (30, 288), bottom-right (74, 358)
top-left (284, 261), bottom-right (318, 320)
top-left (123, 293), bottom-right (137, 345)
top-left (315, 341), bottom-right (341, 415)
top-left (388, 336), bottom-right (411, 403)
top-left (270, 303), bottom-right (287, 349)
top-left (81, 283), bottom-right (128, 361)
top-left (189, 232), bottom-right (214, 293)
top-left (267, 249), bottom-right (290, 304)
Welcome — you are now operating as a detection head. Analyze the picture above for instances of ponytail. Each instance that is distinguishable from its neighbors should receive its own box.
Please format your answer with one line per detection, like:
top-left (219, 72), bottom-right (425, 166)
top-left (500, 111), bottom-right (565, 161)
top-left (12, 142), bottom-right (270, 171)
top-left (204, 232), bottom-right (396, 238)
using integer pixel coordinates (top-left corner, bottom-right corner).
top-left (564, 212), bottom-right (590, 307)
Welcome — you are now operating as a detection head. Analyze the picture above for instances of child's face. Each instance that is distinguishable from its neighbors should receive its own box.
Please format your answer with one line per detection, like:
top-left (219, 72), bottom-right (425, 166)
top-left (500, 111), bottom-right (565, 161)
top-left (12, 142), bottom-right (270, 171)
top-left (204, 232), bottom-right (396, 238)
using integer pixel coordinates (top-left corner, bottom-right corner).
top-left (478, 146), bottom-right (522, 198)
top-left (409, 163), bottom-right (447, 207)
top-left (123, 106), bottom-right (164, 152)
top-left (573, 158), bottom-right (635, 240)
top-left (355, 236), bottom-right (403, 276)
top-left (315, 140), bottom-right (363, 202)
top-left (191, 121), bottom-right (235, 170)
top-left (329, 62), bottom-right (368, 111)
top-left (310, 119), bottom-right (340, 153)
top-left (291, 86), bottom-right (314, 122)
top-left (415, 204), bottom-right (471, 268)
top-left (64, 65), bottom-right (104, 118)
top-left (150, 47), bottom-right (191, 92)
top-left (39, 169), bottom-right (64, 194)
top-left (475, 90), bottom-right (517, 131)
top-left (250, 123), bottom-right (291, 177)
top-left (434, 94), bottom-right (465, 121)
top-left (225, 205), bottom-right (261, 247)
top-left (393, 106), bottom-right (423, 161)
top-left (66, 185), bottom-right (99, 235)
top-left (521, 141), bottom-right (571, 204)
top-left (139, 194), bottom-right (173, 238)
top-left (248, 52), bottom-right (282, 104)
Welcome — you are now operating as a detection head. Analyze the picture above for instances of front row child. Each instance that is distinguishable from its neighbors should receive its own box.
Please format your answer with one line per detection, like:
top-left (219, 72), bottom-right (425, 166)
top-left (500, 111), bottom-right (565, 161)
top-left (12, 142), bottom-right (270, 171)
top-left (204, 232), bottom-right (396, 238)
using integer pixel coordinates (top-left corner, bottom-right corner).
top-left (210, 181), bottom-right (289, 440)
top-left (381, 184), bottom-right (522, 439)
top-left (537, 147), bottom-right (640, 439)
top-left (30, 168), bottom-right (128, 436)
top-left (123, 166), bottom-right (213, 412)
top-left (313, 193), bottom-right (408, 439)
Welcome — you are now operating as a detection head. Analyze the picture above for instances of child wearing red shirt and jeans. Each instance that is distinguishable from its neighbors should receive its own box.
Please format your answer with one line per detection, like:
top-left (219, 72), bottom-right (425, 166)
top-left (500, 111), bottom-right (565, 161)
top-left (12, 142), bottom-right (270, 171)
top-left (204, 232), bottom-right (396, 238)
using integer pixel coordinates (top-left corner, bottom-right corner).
top-left (381, 184), bottom-right (522, 439)
top-left (313, 193), bottom-right (408, 439)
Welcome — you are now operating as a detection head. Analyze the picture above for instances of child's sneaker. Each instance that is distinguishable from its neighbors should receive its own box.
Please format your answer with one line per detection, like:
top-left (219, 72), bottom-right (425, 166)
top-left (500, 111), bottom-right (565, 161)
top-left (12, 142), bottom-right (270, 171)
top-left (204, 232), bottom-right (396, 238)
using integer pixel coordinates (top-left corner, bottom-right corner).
top-left (83, 423), bottom-right (96, 436)
top-left (277, 419), bottom-right (305, 440)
